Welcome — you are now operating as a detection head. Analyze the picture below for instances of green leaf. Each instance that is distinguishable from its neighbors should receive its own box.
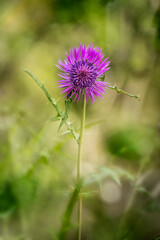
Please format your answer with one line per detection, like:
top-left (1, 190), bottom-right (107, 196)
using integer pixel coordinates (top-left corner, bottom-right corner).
top-left (84, 166), bottom-right (134, 187)
top-left (100, 167), bottom-right (121, 185)
top-left (24, 69), bottom-right (79, 143)
top-left (108, 84), bottom-right (140, 100)
top-left (112, 167), bottom-right (134, 182)
top-left (58, 98), bottom-right (72, 131)
top-left (100, 75), bottom-right (105, 82)
top-left (24, 69), bottom-right (61, 113)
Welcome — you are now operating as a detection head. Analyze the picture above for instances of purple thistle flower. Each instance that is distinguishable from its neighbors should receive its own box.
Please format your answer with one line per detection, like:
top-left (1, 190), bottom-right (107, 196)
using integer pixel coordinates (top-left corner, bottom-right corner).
top-left (57, 43), bottom-right (110, 102)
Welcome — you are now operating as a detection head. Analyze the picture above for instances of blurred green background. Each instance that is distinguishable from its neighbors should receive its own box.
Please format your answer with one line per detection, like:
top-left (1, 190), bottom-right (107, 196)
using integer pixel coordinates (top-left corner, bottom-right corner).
top-left (0, 0), bottom-right (160, 239)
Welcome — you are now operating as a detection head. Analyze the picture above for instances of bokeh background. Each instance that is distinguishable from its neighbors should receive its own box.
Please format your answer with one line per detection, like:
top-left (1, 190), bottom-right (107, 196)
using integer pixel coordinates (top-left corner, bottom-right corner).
top-left (0, 0), bottom-right (160, 239)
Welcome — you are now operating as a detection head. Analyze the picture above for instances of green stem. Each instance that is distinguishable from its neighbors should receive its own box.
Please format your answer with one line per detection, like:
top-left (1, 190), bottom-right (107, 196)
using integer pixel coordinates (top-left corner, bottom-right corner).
top-left (77, 94), bottom-right (86, 240)
top-left (57, 181), bottom-right (83, 240)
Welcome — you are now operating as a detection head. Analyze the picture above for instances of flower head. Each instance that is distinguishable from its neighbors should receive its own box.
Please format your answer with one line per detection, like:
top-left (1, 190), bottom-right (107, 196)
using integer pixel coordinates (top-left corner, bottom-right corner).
top-left (57, 43), bottom-right (110, 102)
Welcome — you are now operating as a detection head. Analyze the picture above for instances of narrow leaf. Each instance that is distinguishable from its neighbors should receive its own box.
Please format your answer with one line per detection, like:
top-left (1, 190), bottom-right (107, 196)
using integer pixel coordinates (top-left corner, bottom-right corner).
top-left (50, 116), bottom-right (61, 122)
top-left (58, 97), bottom-right (72, 131)
top-left (24, 69), bottom-right (79, 142)
top-left (108, 84), bottom-right (140, 100)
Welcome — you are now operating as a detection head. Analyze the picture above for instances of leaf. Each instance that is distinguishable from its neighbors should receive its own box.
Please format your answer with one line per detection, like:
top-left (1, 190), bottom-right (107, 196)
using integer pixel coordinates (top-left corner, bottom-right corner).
top-left (24, 69), bottom-right (79, 143)
top-left (108, 84), bottom-right (140, 100)
top-left (100, 75), bottom-right (105, 82)
top-left (101, 167), bottom-right (122, 185)
top-left (84, 166), bottom-right (134, 187)
top-left (24, 69), bottom-right (61, 114)
top-left (58, 98), bottom-right (72, 131)
top-left (64, 98), bottom-right (72, 119)
top-left (113, 167), bottom-right (134, 182)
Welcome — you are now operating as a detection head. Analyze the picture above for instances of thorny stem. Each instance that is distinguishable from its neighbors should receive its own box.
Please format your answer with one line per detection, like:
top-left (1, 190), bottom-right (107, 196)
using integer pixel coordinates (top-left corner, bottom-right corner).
top-left (77, 93), bottom-right (86, 240)
top-left (108, 84), bottom-right (140, 100)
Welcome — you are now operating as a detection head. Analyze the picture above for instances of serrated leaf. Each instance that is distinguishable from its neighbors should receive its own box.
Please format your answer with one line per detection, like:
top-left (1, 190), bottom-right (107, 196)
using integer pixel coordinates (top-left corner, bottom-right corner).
top-left (24, 69), bottom-right (79, 142)
top-left (108, 84), bottom-right (140, 100)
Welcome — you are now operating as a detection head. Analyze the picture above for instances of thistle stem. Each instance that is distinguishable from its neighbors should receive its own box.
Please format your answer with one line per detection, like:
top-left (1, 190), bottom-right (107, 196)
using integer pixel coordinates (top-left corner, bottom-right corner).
top-left (77, 94), bottom-right (86, 240)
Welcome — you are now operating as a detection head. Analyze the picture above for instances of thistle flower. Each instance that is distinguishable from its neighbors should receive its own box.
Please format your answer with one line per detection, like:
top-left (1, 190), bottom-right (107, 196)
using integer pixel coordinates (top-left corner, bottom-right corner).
top-left (57, 43), bottom-right (110, 102)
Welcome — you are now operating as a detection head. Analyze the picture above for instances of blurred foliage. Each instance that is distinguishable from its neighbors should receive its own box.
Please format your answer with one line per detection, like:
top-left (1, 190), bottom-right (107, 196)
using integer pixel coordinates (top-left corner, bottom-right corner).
top-left (106, 125), bottom-right (157, 162)
top-left (0, 181), bottom-right (17, 218)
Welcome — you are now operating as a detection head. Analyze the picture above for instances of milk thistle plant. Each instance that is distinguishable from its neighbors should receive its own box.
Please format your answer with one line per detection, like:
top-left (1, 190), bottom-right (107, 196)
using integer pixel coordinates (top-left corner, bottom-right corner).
top-left (57, 44), bottom-right (110, 239)
top-left (24, 43), bottom-right (139, 240)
